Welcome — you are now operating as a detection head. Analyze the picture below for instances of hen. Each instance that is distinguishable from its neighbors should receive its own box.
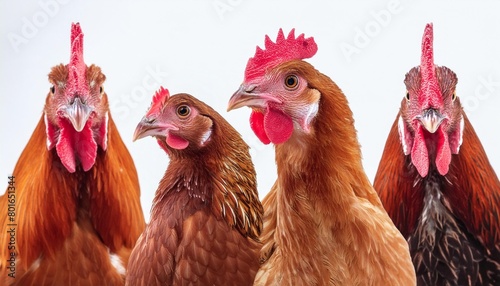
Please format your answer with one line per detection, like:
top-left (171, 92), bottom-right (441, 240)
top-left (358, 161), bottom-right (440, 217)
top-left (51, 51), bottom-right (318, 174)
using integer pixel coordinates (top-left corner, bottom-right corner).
top-left (373, 23), bottom-right (500, 285)
top-left (126, 87), bottom-right (263, 285)
top-left (227, 29), bottom-right (416, 285)
top-left (0, 23), bottom-right (145, 285)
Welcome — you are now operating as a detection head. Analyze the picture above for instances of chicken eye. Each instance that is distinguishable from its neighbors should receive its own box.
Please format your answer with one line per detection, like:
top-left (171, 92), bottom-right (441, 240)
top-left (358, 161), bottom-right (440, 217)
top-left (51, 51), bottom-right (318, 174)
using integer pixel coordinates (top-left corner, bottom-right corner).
top-left (177, 105), bottom-right (191, 118)
top-left (99, 86), bottom-right (104, 94)
top-left (284, 75), bottom-right (299, 89)
top-left (405, 91), bottom-right (410, 101)
top-left (50, 86), bottom-right (55, 94)
top-left (452, 92), bottom-right (457, 101)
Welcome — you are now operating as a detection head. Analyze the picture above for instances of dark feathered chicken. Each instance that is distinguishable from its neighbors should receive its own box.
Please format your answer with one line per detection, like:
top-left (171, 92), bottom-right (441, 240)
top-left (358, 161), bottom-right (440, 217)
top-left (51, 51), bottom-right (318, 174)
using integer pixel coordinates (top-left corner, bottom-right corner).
top-left (374, 23), bottom-right (500, 286)
top-left (126, 87), bottom-right (263, 285)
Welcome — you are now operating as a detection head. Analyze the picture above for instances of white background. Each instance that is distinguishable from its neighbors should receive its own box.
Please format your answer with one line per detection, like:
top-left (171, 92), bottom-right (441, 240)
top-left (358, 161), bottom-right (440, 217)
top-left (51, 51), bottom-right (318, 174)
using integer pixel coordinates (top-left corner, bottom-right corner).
top-left (1, 0), bottom-right (499, 222)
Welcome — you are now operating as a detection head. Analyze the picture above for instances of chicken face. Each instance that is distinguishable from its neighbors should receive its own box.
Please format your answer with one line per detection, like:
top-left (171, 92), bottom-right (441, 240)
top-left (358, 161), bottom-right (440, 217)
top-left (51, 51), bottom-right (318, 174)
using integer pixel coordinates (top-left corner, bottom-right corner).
top-left (228, 65), bottom-right (320, 145)
top-left (227, 29), bottom-right (319, 145)
top-left (44, 23), bottom-right (108, 173)
top-left (133, 87), bottom-right (213, 152)
top-left (398, 23), bottom-right (464, 177)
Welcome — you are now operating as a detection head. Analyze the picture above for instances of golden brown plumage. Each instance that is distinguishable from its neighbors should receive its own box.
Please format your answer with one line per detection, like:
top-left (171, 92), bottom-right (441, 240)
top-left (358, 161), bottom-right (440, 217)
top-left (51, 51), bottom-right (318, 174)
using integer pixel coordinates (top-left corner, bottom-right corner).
top-left (126, 90), bottom-right (262, 285)
top-left (0, 23), bottom-right (145, 285)
top-left (228, 29), bottom-right (416, 285)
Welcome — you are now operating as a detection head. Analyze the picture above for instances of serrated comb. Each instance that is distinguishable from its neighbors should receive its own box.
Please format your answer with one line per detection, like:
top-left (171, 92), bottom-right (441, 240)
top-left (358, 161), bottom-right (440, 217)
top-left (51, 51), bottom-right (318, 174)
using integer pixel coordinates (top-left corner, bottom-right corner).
top-left (244, 29), bottom-right (318, 82)
top-left (146, 86), bottom-right (170, 117)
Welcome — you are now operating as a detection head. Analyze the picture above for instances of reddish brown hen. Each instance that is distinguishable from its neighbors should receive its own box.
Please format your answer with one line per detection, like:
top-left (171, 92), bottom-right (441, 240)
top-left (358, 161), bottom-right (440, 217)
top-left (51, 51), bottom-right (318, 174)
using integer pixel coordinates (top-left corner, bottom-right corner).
top-left (228, 29), bottom-right (416, 285)
top-left (0, 23), bottom-right (145, 285)
top-left (126, 88), bottom-right (263, 285)
top-left (374, 23), bottom-right (500, 286)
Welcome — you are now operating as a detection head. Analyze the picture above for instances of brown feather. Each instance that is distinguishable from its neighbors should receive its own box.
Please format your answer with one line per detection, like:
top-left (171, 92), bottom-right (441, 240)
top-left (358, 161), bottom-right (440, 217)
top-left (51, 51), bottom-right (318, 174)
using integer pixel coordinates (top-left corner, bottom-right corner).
top-left (378, 110), bottom-right (500, 245)
top-left (0, 82), bottom-right (145, 285)
top-left (445, 112), bottom-right (500, 247)
top-left (255, 60), bottom-right (416, 285)
top-left (126, 94), bottom-right (262, 285)
top-left (374, 114), bottom-right (425, 237)
top-left (374, 66), bottom-right (500, 285)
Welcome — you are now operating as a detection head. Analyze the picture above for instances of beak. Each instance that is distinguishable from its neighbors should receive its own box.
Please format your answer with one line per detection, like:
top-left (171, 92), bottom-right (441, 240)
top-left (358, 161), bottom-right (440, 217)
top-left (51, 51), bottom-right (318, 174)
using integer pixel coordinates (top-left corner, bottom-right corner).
top-left (227, 84), bottom-right (281, 112)
top-left (417, 108), bottom-right (445, 133)
top-left (133, 118), bottom-right (178, 142)
top-left (60, 97), bottom-right (93, 132)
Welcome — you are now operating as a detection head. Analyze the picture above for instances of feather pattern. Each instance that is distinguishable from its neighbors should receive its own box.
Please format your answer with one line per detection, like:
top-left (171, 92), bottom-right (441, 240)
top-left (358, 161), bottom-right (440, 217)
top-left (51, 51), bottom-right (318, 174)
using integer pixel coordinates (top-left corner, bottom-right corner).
top-left (126, 94), bottom-right (262, 285)
top-left (0, 23), bottom-right (145, 284)
top-left (374, 23), bottom-right (500, 285)
top-left (375, 58), bottom-right (500, 286)
top-left (0, 110), bottom-right (145, 285)
top-left (376, 113), bottom-right (500, 285)
top-left (250, 60), bottom-right (416, 285)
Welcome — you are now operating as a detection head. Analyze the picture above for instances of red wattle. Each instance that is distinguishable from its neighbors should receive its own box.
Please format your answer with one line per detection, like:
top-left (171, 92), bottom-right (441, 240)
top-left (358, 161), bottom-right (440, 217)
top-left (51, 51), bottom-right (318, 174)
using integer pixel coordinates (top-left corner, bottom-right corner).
top-left (56, 119), bottom-right (97, 173)
top-left (436, 127), bottom-right (451, 175)
top-left (264, 107), bottom-right (294, 144)
top-left (411, 127), bottom-right (429, 177)
top-left (157, 140), bottom-right (171, 154)
top-left (250, 111), bottom-right (271, 144)
top-left (166, 133), bottom-right (189, 150)
top-left (56, 122), bottom-right (77, 173)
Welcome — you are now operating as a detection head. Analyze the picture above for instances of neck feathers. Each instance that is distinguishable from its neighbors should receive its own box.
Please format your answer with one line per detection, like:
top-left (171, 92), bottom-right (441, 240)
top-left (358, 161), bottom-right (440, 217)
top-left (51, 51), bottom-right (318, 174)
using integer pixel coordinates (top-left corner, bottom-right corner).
top-left (10, 113), bottom-right (144, 268)
top-left (276, 69), bottom-right (378, 207)
top-left (445, 112), bottom-right (500, 247)
top-left (154, 122), bottom-right (262, 240)
top-left (13, 116), bottom-right (78, 268)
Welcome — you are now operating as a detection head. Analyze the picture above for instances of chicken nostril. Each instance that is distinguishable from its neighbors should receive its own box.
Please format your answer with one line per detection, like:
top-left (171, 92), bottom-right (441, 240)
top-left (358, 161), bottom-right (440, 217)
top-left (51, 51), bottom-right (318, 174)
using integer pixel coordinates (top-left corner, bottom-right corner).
top-left (74, 97), bottom-right (84, 104)
top-left (423, 108), bottom-right (438, 117)
top-left (245, 85), bottom-right (256, 93)
top-left (145, 117), bottom-right (156, 124)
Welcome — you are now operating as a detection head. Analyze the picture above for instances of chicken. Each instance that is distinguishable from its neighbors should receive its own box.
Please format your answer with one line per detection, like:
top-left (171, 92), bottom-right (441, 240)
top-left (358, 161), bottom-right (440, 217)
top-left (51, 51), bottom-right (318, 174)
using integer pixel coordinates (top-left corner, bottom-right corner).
top-left (227, 28), bottom-right (416, 285)
top-left (373, 23), bottom-right (500, 285)
top-left (126, 87), bottom-right (263, 285)
top-left (0, 23), bottom-right (145, 285)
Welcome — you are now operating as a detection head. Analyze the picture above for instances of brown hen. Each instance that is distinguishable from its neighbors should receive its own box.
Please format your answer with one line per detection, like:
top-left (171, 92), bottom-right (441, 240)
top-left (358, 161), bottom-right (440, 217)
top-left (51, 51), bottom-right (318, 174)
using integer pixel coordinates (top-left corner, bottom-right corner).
top-left (228, 29), bottom-right (416, 285)
top-left (126, 88), bottom-right (263, 285)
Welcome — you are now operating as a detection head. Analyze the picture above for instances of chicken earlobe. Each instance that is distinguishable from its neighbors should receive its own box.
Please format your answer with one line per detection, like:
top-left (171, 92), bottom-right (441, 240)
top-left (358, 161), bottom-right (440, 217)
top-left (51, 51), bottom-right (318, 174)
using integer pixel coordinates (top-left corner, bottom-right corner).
top-left (95, 112), bottom-right (109, 151)
top-left (397, 115), bottom-right (412, 155)
top-left (298, 99), bottom-right (319, 133)
top-left (449, 116), bottom-right (464, 154)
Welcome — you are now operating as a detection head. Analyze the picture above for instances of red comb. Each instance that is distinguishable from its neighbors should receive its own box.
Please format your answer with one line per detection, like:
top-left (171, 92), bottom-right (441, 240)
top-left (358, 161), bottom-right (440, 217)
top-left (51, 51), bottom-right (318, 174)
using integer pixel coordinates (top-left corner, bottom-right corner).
top-left (419, 23), bottom-right (443, 108)
top-left (146, 86), bottom-right (170, 117)
top-left (244, 29), bottom-right (318, 82)
top-left (67, 23), bottom-right (88, 98)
